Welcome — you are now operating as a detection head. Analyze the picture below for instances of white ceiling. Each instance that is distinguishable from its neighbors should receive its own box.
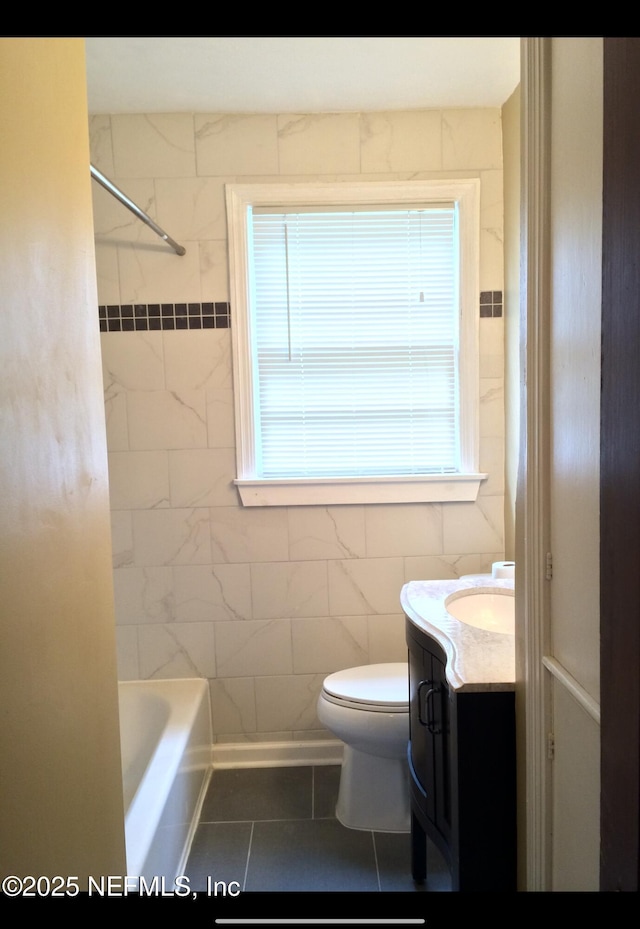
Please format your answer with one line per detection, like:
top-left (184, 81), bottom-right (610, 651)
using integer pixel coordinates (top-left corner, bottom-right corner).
top-left (84, 36), bottom-right (521, 115)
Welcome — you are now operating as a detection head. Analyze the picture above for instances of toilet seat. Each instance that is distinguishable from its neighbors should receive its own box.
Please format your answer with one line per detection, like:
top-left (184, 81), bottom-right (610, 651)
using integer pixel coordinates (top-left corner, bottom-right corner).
top-left (321, 662), bottom-right (408, 713)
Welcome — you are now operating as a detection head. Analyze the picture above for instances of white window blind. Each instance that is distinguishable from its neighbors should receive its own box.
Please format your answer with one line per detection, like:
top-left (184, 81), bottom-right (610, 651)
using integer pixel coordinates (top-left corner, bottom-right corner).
top-left (249, 205), bottom-right (460, 479)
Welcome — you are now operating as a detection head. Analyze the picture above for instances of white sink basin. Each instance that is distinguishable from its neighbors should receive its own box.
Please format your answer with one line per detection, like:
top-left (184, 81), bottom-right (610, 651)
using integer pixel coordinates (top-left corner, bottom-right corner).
top-left (445, 589), bottom-right (515, 635)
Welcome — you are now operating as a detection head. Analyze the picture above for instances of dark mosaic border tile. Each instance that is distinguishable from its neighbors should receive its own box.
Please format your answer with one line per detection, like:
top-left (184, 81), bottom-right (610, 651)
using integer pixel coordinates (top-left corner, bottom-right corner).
top-left (480, 290), bottom-right (503, 318)
top-left (99, 302), bottom-right (230, 332)
top-left (100, 295), bottom-right (501, 329)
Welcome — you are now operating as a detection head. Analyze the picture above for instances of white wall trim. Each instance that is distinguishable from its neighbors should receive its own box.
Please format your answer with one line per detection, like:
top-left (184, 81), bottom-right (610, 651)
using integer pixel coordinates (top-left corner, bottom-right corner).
top-left (235, 474), bottom-right (486, 506)
top-left (521, 36), bottom-right (553, 892)
top-left (211, 739), bottom-right (344, 770)
top-left (225, 178), bottom-right (482, 506)
top-left (542, 656), bottom-right (601, 725)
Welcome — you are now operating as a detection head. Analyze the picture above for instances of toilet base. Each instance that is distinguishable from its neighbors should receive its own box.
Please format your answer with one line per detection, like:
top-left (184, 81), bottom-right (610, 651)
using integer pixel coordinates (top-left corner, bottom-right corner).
top-left (336, 744), bottom-right (410, 833)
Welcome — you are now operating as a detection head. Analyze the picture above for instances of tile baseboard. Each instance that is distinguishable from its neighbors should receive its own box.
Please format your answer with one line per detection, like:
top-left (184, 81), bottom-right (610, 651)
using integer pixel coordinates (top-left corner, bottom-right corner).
top-left (211, 739), bottom-right (343, 770)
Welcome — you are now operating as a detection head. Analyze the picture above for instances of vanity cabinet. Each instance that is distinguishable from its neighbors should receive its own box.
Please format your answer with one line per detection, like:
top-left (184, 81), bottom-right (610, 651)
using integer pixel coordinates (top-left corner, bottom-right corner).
top-left (406, 620), bottom-right (517, 892)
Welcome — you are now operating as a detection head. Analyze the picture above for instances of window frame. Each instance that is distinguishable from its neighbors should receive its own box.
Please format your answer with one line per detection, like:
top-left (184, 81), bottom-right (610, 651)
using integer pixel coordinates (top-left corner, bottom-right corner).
top-left (225, 179), bottom-right (485, 507)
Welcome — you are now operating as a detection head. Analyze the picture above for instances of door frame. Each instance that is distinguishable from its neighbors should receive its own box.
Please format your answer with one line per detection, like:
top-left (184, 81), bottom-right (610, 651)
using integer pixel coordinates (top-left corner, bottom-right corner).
top-left (522, 35), bottom-right (640, 893)
top-left (519, 36), bottom-right (553, 891)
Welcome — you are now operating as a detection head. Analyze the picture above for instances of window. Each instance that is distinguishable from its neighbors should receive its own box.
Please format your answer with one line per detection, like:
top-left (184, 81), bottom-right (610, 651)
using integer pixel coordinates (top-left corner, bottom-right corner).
top-left (226, 180), bottom-right (485, 506)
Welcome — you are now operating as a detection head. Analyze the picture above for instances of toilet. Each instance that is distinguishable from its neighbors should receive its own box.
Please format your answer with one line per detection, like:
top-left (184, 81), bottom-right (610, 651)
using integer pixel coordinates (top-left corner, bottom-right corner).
top-left (317, 662), bottom-right (410, 833)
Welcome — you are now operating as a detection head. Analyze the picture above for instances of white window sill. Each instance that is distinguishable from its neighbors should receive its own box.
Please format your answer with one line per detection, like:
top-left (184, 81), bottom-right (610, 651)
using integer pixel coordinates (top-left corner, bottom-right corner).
top-left (235, 474), bottom-right (487, 507)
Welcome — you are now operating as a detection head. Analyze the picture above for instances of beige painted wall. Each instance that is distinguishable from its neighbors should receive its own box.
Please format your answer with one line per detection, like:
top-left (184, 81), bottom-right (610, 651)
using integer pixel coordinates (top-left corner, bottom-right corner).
top-left (0, 38), bottom-right (126, 882)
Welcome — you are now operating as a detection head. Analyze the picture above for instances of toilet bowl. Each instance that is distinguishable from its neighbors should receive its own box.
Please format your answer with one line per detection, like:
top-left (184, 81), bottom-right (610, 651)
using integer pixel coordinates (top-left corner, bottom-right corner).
top-left (317, 662), bottom-right (410, 833)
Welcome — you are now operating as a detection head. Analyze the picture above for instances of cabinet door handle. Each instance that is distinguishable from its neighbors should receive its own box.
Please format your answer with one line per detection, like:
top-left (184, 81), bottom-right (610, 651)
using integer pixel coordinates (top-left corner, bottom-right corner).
top-left (425, 686), bottom-right (442, 735)
top-left (417, 680), bottom-right (433, 726)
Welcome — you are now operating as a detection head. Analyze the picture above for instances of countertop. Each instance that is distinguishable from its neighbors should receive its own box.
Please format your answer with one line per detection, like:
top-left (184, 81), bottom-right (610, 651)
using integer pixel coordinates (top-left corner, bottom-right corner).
top-left (401, 576), bottom-right (516, 693)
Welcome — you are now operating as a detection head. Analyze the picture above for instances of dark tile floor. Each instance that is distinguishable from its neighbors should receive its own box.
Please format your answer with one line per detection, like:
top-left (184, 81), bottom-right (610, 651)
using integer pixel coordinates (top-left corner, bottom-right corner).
top-left (184, 764), bottom-right (451, 894)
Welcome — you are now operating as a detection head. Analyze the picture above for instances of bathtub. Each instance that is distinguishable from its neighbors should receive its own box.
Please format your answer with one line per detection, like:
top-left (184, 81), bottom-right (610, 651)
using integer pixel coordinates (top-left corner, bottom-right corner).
top-left (118, 678), bottom-right (212, 884)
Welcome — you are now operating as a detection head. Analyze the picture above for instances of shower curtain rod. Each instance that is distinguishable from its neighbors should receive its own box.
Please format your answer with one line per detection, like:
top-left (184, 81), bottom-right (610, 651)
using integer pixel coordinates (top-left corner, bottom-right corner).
top-left (90, 164), bottom-right (186, 257)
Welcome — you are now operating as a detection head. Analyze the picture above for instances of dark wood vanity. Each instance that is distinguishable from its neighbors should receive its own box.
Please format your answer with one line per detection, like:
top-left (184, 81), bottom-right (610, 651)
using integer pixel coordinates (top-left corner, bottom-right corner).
top-left (402, 579), bottom-right (517, 892)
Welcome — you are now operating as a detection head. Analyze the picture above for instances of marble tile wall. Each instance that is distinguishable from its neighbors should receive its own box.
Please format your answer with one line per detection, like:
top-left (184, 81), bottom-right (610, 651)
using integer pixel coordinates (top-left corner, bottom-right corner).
top-left (91, 108), bottom-right (506, 744)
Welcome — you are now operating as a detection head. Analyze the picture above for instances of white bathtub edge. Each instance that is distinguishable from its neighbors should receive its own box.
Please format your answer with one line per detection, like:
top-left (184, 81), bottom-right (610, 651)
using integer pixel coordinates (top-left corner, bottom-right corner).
top-left (119, 677), bottom-right (212, 883)
top-left (175, 764), bottom-right (213, 880)
top-left (211, 739), bottom-right (344, 770)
